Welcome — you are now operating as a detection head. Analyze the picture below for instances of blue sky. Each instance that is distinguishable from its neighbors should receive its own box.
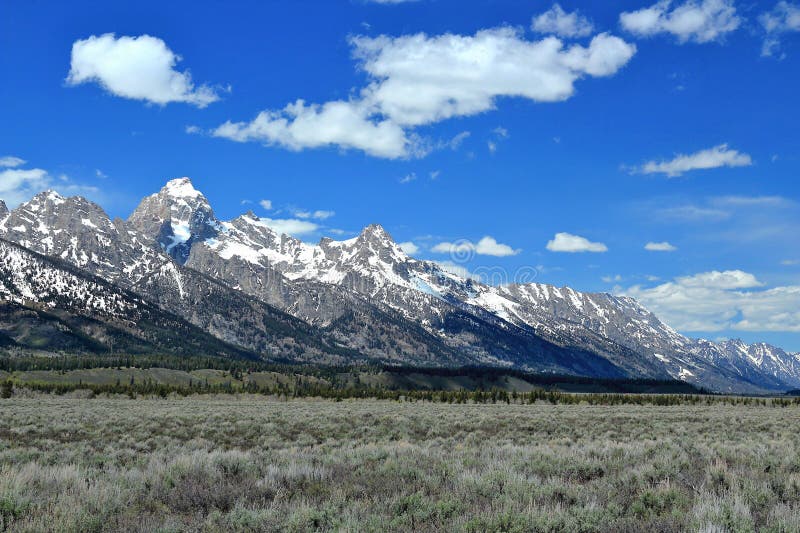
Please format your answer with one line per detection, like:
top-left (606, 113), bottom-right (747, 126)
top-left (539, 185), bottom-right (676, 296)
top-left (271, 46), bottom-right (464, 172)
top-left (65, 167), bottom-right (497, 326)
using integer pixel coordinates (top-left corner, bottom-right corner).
top-left (1, 0), bottom-right (799, 349)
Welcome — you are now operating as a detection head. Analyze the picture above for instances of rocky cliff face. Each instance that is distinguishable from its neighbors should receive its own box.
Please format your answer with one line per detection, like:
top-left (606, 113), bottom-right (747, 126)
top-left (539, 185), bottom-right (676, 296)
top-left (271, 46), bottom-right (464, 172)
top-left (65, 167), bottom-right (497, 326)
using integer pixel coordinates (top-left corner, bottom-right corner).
top-left (128, 178), bottom-right (219, 264)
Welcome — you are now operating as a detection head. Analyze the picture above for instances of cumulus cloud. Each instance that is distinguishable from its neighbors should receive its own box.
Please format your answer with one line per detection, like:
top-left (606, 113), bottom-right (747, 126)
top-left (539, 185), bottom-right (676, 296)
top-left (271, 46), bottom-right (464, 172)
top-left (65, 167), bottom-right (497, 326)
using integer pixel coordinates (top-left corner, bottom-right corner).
top-left (0, 167), bottom-right (98, 207)
top-left (259, 217), bottom-right (319, 237)
top-left (546, 232), bottom-right (608, 253)
top-left (213, 27), bottom-right (635, 158)
top-left (398, 241), bottom-right (419, 254)
top-left (353, 29), bottom-right (636, 126)
top-left (676, 270), bottom-right (763, 289)
top-left (431, 236), bottom-right (520, 257)
top-left (760, 1), bottom-right (800, 57)
top-left (620, 0), bottom-right (741, 44)
top-left (0, 156), bottom-right (25, 168)
top-left (66, 33), bottom-right (220, 107)
top-left (474, 236), bottom-right (521, 256)
top-left (634, 144), bottom-right (752, 177)
top-left (645, 241), bottom-right (678, 251)
top-left (532, 4), bottom-right (594, 38)
top-left (620, 270), bottom-right (800, 333)
top-left (212, 99), bottom-right (409, 159)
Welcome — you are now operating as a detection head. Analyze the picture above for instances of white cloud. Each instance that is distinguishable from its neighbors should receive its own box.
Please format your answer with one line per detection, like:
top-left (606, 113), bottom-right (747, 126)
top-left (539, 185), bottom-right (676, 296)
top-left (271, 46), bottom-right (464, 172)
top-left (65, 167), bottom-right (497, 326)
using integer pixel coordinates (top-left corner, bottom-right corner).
top-left (66, 33), bottom-right (220, 107)
top-left (398, 241), bottom-right (419, 254)
top-left (431, 236), bottom-right (520, 257)
top-left (645, 241), bottom-right (678, 251)
top-left (431, 241), bottom-right (470, 254)
top-left (295, 209), bottom-right (335, 220)
top-left (546, 232), bottom-right (608, 253)
top-left (259, 217), bottom-right (319, 237)
top-left (621, 270), bottom-right (800, 333)
top-left (429, 170), bottom-right (441, 180)
top-left (399, 172), bottom-right (417, 184)
top-left (475, 236), bottom-right (520, 256)
top-left (532, 4), bottom-right (594, 38)
top-left (676, 270), bottom-right (763, 289)
top-left (635, 144), bottom-right (752, 177)
top-left (782, 259), bottom-right (800, 266)
top-left (602, 274), bottom-right (623, 283)
top-left (711, 195), bottom-right (793, 207)
top-left (656, 205), bottom-right (731, 222)
top-left (620, 0), bottom-right (741, 44)
top-left (259, 199), bottom-right (272, 210)
top-left (212, 99), bottom-right (409, 159)
top-left (0, 156), bottom-right (25, 168)
top-left (487, 126), bottom-right (509, 154)
top-left (447, 131), bottom-right (471, 150)
top-left (353, 29), bottom-right (636, 126)
top-left (760, 1), bottom-right (800, 56)
top-left (185, 125), bottom-right (201, 134)
top-left (311, 210), bottom-right (335, 220)
top-left (213, 27), bottom-right (635, 158)
top-left (0, 168), bottom-right (50, 206)
top-left (0, 167), bottom-right (98, 207)
top-left (493, 126), bottom-right (509, 138)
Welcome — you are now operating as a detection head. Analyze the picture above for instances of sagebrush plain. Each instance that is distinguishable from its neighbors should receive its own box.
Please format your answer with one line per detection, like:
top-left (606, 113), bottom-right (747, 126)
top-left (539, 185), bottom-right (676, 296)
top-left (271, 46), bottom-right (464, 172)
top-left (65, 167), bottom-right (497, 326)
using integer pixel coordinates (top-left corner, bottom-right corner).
top-left (2, 396), bottom-right (800, 532)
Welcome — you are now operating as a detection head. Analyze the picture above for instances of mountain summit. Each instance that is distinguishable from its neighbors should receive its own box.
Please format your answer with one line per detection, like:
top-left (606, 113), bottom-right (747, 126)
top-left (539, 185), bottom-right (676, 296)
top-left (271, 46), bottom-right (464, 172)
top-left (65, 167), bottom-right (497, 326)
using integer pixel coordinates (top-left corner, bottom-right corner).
top-left (128, 177), bottom-right (219, 263)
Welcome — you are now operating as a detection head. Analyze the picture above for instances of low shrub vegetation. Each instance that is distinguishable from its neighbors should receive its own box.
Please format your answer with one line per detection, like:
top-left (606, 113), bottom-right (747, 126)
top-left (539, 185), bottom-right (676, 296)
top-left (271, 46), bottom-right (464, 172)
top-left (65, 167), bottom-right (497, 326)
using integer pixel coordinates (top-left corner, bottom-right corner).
top-left (1, 397), bottom-right (800, 531)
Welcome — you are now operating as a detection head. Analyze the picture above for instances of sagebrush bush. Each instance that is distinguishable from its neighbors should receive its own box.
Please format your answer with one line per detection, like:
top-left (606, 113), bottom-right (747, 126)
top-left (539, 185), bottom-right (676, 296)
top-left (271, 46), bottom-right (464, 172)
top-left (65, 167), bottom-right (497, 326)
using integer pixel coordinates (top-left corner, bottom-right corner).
top-left (0, 397), bottom-right (799, 531)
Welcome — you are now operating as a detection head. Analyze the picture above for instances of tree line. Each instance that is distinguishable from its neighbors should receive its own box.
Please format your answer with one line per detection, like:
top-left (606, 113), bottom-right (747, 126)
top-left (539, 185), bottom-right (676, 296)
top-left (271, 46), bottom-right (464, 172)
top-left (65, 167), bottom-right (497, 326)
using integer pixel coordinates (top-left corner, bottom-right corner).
top-left (2, 378), bottom-right (798, 407)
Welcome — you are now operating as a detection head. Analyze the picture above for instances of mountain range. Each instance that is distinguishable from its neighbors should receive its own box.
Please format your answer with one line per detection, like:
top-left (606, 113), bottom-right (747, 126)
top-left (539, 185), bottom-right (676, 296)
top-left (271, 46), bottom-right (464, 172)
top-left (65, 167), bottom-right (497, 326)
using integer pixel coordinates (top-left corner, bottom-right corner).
top-left (1, 177), bottom-right (797, 393)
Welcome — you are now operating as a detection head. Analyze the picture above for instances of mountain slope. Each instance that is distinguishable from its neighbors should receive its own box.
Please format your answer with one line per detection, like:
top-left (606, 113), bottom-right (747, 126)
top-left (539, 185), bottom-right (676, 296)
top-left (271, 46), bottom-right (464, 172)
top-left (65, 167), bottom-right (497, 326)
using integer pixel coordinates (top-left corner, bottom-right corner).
top-left (0, 238), bottom-right (256, 358)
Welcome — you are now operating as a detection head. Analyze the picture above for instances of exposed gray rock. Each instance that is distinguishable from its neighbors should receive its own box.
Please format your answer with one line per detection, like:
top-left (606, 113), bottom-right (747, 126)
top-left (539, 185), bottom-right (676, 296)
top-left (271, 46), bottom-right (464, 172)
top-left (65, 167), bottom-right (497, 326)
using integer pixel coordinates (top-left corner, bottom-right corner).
top-left (128, 178), bottom-right (219, 264)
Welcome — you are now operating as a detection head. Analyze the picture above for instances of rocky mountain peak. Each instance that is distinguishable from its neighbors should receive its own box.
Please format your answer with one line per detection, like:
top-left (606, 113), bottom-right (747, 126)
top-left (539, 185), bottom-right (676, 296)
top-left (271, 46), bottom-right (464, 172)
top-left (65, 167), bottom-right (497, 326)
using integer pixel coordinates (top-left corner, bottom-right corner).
top-left (162, 177), bottom-right (203, 199)
top-left (0, 199), bottom-right (8, 219)
top-left (29, 189), bottom-right (66, 207)
top-left (358, 223), bottom-right (393, 242)
top-left (128, 177), bottom-right (219, 264)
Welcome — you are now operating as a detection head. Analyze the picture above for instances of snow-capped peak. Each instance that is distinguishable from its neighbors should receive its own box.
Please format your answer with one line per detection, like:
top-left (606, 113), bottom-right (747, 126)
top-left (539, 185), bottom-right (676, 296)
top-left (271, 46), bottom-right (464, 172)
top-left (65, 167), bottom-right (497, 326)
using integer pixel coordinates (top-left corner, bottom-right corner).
top-left (359, 223), bottom-right (392, 241)
top-left (162, 177), bottom-right (203, 199)
top-left (28, 189), bottom-right (66, 206)
top-left (128, 177), bottom-right (219, 263)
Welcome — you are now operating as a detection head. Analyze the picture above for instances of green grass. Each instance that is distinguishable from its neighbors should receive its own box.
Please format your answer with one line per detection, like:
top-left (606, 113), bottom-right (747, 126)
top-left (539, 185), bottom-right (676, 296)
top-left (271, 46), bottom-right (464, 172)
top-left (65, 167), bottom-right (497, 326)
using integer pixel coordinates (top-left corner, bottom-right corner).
top-left (1, 397), bottom-right (800, 531)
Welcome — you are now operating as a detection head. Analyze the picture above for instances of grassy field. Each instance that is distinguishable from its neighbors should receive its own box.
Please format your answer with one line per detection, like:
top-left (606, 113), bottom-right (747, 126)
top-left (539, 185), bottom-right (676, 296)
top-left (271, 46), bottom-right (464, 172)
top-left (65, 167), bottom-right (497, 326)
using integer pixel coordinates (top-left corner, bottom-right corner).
top-left (0, 365), bottom-right (706, 395)
top-left (1, 397), bottom-right (800, 532)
